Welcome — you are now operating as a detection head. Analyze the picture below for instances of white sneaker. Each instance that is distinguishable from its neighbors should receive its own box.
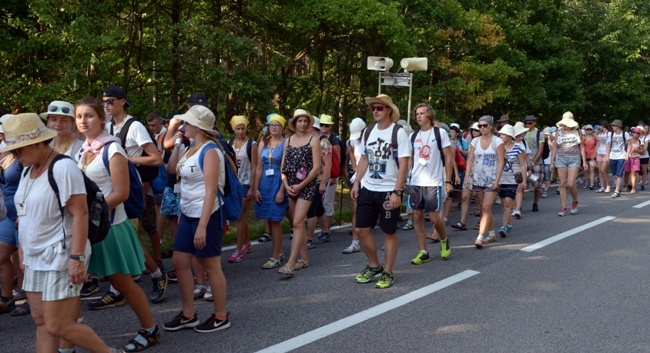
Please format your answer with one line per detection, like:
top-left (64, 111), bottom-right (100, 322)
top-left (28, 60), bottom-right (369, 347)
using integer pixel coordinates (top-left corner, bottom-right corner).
top-left (204, 289), bottom-right (213, 302)
top-left (342, 243), bottom-right (361, 254)
top-left (193, 284), bottom-right (208, 299)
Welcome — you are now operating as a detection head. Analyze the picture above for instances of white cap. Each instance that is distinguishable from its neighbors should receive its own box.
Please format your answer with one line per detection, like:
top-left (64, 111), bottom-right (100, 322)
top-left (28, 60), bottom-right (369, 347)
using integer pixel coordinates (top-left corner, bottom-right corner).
top-left (349, 117), bottom-right (366, 140)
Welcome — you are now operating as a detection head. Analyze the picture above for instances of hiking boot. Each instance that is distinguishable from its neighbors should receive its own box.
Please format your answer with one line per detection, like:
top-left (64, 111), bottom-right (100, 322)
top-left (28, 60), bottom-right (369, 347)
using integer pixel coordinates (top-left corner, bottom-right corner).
top-left (163, 311), bottom-right (200, 331)
top-left (411, 250), bottom-right (431, 265)
top-left (150, 273), bottom-right (168, 303)
top-left (87, 291), bottom-right (125, 310)
top-left (355, 264), bottom-right (384, 283)
top-left (313, 232), bottom-right (331, 244)
top-left (0, 297), bottom-right (15, 314)
top-left (440, 239), bottom-right (451, 259)
top-left (376, 272), bottom-right (395, 289)
top-left (81, 276), bottom-right (99, 297)
top-left (194, 312), bottom-right (231, 333)
top-left (342, 243), bottom-right (361, 254)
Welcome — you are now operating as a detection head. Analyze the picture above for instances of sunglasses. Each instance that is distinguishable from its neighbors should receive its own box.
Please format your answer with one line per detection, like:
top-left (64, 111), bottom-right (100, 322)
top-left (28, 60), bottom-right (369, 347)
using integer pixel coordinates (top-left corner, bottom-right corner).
top-left (102, 99), bottom-right (115, 106)
top-left (371, 105), bottom-right (385, 112)
top-left (586, 128), bottom-right (593, 131)
top-left (48, 105), bottom-right (71, 114)
top-left (477, 124), bottom-right (489, 128)
top-left (525, 121), bottom-right (535, 125)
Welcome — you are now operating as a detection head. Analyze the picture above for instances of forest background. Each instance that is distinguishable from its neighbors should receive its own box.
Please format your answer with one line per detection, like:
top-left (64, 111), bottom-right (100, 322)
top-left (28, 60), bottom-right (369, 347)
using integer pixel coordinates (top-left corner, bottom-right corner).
top-left (2, 0), bottom-right (650, 140)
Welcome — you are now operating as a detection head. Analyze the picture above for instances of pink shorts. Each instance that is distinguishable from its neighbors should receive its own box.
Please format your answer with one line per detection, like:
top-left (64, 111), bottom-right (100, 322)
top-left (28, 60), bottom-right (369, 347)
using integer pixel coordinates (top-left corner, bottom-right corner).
top-left (596, 154), bottom-right (607, 162)
top-left (624, 157), bottom-right (640, 172)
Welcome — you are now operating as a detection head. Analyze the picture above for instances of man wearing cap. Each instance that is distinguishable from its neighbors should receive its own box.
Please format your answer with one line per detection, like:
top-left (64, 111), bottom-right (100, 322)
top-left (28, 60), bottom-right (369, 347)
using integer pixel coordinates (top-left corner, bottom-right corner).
top-left (497, 115), bottom-right (510, 130)
top-left (188, 92), bottom-right (208, 108)
top-left (313, 114), bottom-right (340, 243)
top-left (523, 115), bottom-right (544, 212)
top-left (351, 94), bottom-right (411, 289)
top-left (606, 119), bottom-right (631, 198)
top-left (100, 85), bottom-right (167, 308)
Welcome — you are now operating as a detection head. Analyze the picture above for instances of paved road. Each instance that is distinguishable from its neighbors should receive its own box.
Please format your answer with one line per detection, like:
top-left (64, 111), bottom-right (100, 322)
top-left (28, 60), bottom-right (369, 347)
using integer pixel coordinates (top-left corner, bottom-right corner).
top-left (4, 186), bottom-right (650, 352)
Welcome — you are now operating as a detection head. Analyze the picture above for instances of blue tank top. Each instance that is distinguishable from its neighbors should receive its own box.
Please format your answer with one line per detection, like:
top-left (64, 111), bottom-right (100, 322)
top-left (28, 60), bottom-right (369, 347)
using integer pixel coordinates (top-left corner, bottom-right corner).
top-left (1, 158), bottom-right (23, 221)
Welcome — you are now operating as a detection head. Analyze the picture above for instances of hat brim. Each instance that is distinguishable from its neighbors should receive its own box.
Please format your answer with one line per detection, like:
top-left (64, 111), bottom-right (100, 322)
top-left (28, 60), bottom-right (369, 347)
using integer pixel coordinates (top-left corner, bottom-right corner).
top-left (288, 115), bottom-right (315, 132)
top-left (365, 97), bottom-right (400, 122)
top-left (175, 114), bottom-right (218, 136)
top-left (556, 119), bottom-right (579, 129)
top-left (0, 129), bottom-right (57, 153)
top-left (39, 111), bottom-right (75, 122)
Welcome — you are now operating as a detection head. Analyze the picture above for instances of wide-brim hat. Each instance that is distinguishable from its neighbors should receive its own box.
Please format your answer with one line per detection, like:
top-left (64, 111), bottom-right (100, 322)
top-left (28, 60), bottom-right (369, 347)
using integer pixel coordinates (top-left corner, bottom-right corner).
top-left (364, 94), bottom-right (400, 122)
top-left (289, 109), bottom-right (315, 132)
top-left (513, 121), bottom-right (528, 136)
top-left (0, 113), bottom-right (58, 153)
top-left (349, 117), bottom-right (366, 140)
top-left (556, 111), bottom-right (579, 129)
top-left (498, 115), bottom-right (510, 123)
top-left (0, 114), bottom-right (15, 134)
top-left (103, 85), bottom-right (131, 107)
top-left (174, 105), bottom-right (218, 135)
top-left (611, 119), bottom-right (623, 128)
top-left (39, 100), bottom-right (75, 121)
top-left (470, 122), bottom-right (479, 131)
top-left (498, 124), bottom-right (515, 138)
top-left (319, 114), bottom-right (334, 125)
top-left (524, 115), bottom-right (536, 122)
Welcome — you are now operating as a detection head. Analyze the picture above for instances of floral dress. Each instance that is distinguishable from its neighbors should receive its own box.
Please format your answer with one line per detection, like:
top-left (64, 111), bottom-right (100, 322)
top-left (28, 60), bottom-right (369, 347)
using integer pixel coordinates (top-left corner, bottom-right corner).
top-left (282, 136), bottom-right (317, 201)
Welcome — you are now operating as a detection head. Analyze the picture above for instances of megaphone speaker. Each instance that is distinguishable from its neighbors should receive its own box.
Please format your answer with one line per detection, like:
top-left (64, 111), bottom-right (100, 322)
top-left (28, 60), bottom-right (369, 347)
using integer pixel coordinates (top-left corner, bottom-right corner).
top-left (400, 57), bottom-right (428, 72)
top-left (367, 56), bottom-right (394, 71)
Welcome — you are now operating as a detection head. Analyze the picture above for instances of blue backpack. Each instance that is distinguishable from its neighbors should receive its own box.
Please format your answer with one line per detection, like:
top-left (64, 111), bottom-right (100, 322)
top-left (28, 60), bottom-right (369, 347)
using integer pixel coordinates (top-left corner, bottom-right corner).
top-left (102, 141), bottom-right (146, 220)
top-left (198, 141), bottom-right (244, 222)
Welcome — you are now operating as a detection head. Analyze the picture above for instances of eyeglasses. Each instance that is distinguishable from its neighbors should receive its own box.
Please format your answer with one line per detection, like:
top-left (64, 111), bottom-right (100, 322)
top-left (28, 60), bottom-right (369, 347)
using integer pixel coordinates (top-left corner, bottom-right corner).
top-left (477, 124), bottom-right (489, 128)
top-left (48, 105), bottom-right (71, 114)
top-left (371, 105), bottom-right (385, 112)
top-left (102, 99), bottom-right (115, 106)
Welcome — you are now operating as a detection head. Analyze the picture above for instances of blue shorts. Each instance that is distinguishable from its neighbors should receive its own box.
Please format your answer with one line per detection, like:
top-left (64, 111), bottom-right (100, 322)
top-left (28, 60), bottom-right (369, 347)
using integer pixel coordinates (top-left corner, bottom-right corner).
top-left (408, 186), bottom-right (443, 212)
top-left (609, 159), bottom-right (626, 178)
top-left (0, 217), bottom-right (17, 247)
top-left (174, 211), bottom-right (223, 258)
top-left (543, 164), bottom-right (551, 181)
top-left (499, 184), bottom-right (518, 200)
top-left (555, 155), bottom-right (581, 168)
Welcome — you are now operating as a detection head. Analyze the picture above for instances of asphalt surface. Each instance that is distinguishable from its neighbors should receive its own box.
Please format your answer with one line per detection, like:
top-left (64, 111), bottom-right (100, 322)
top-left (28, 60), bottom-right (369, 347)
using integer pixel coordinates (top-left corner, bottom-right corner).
top-left (4, 184), bottom-right (650, 353)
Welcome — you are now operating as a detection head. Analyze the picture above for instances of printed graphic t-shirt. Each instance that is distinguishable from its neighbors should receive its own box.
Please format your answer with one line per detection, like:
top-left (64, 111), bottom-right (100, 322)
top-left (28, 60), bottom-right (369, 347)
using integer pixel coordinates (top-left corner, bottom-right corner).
top-left (409, 128), bottom-right (450, 187)
top-left (361, 124), bottom-right (412, 192)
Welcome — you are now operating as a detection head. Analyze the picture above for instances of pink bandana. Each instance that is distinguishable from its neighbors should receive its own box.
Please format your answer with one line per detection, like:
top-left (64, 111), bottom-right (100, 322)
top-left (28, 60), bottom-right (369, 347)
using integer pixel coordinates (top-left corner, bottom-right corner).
top-left (81, 132), bottom-right (121, 155)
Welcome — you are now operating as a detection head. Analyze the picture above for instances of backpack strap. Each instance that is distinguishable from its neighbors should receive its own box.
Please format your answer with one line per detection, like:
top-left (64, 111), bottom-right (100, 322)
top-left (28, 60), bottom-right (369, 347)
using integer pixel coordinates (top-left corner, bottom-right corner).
top-left (246, 138), bottom-right (253, 163)
top-left (117, 118), bottom-right (138, 149)
top-left (410, 129), bottom-right (419, 154)
top-left (433, 127), bottom-right (445, 167)
top-left (198, 142), bottom-right (218, 172)
top-left (45, 154), bottom-right (70, 249)
top-left (391, 124), bottom-right (402, 169)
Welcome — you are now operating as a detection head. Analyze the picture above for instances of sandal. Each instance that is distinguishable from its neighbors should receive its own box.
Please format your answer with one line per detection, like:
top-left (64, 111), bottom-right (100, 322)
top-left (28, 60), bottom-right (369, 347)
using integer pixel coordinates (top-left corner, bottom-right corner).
top-left (277, 263), bottom-right (295, 276)
top-left (10, 302), bottom-right (30, 316)
top-left (124, 325), bottom-right (161, 352)
top-left (474, 223), bottom-right (480, 230)
top-left (450, 222), bottom-right (467, 231)
top-left (261, 258), bottom-right (281, 269)
top-left (295, 259), bottom-right (309, 270)
top-left (258, 232), bottom-right (271, 243)
top-left (426, 234), bottom-right (440, 243)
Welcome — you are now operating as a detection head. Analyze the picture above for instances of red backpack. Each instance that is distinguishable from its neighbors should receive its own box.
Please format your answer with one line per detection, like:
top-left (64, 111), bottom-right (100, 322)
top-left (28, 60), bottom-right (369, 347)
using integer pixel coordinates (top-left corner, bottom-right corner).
top-left (321, 135), bottom-right (340, 178)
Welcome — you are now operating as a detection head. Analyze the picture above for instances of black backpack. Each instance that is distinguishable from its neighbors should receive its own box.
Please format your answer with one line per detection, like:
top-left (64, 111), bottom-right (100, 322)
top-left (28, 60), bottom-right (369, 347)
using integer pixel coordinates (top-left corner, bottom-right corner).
top-left (110, 117), bottom-right (159, 183)
top-left (24, 154), bottom-right (110, 247)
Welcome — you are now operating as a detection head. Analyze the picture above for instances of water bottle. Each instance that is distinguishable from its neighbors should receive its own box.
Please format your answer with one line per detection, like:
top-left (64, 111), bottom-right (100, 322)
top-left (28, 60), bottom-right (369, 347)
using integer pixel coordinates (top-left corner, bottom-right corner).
top-left (174, 137), bottom-right (182, 147)
top-left (90, 192), bottom-right (104, 227)
top-left (296, 164), bottom-right (308, 182)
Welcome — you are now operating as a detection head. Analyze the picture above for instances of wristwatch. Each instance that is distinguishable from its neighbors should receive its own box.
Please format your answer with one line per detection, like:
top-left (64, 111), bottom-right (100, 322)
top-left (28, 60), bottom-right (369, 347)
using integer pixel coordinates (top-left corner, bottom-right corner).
top-left (392, 189), bottom-right (404, 197)
top-left (445, 181), bottom-right (453, 185)
top-left (70, 254), bottom-right (86, 262)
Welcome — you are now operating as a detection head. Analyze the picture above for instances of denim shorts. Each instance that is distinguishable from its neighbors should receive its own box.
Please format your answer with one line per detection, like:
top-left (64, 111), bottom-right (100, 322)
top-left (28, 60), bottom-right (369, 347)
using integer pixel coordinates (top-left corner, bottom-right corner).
top-left (498, 184), bottom-right (518, 200)
top-left (555, 155), bottom-right (581, 168)
top-left (610, 159), bottom-right (626, 178)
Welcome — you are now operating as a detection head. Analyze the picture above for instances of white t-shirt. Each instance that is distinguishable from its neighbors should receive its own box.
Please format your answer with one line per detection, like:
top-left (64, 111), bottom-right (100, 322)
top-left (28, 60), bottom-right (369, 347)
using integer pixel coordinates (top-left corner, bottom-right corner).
top-left (17, 158), bottom-right (91, 271)
top-left (56, 139), bottom-right (84, 158)
top-left (232, 138), bottom-right (255, 186)
top-left (348, 139), bottom-right (363, 185)
top-left (77, 143), bottom-right (128, 225)
top-left (408, 128), bottom-right (451, 187)
top-left (470, 136), bottom-right (504, 187)
top-left (360, 124), bottom-right (412, 192)
top-left (596, 132), bottom-right (608, 155)
top-left (178, 143), bottom-right (225, 218)
top-left (640, 136), bottom-right (649, 158)
top-left (107, 116), bottom-right (155, 159)
top-left (607, 131), bottom-right (631, 160)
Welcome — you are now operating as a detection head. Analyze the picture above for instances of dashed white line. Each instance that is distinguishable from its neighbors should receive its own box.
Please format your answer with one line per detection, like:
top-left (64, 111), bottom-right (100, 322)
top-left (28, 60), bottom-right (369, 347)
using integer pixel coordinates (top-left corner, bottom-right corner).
top-left (633, 200), bottom-right (650, 209)
top-left (520, 216), bottom-right (615, 252)
top-left (255, 270), bottom-right (480, 353)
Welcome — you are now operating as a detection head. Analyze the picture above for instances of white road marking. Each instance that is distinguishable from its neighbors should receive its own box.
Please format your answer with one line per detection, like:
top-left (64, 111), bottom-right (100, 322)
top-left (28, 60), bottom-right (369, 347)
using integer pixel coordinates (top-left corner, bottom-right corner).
top-left (255, 270), bottom-right (480, 353)
top-left (520, 216), bottom-right (615, 252)
top-left (633, 200), bottom-right (650, 209)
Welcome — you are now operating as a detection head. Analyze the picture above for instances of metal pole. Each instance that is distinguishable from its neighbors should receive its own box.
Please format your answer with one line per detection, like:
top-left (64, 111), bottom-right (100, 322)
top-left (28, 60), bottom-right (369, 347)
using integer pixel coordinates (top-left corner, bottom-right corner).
top-left (406, 73), bottom-right (413, 128)
top-left (378, 72), bottom-right (382, 95)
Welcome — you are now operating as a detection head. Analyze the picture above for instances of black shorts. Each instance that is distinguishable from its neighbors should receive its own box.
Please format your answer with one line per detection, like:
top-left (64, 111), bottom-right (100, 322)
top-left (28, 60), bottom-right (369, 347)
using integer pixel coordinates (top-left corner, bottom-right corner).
top-left (140, 195), bottom-right (158, 235)
top-left (498, 184), bottom-right (518, 200)
top-left (355, 188), bottom-right (400, 234)
top-left (408, 186), bottom-right (443, 212)
top-left (641, 157), bottom-right (649, 165)
top-left (307, 192), bottom-right (325, 219)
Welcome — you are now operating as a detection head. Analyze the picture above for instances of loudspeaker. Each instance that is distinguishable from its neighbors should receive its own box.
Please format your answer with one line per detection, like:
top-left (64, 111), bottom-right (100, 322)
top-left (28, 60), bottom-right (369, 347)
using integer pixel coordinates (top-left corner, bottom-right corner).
top-left (367, 56), bottom-right (394, 71)
top-left (400, 57), bottom-right (428, 72)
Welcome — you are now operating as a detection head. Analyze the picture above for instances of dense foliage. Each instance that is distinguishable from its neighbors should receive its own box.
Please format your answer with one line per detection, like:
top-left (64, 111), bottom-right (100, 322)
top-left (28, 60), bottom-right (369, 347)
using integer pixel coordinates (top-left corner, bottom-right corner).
top-left (2, 0), bottom-right (649, 139)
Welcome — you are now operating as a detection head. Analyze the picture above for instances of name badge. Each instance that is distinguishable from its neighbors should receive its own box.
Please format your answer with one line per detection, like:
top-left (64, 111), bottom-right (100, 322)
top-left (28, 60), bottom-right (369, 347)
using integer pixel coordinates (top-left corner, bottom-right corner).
top-left (173, 184), bottom-right (181, 194)
top-left (418, 158), bottom-right (428, 166)
top-left (265, 169), bottom-right (275, 176)
top-left (16, 203), bottom-right (26, 216)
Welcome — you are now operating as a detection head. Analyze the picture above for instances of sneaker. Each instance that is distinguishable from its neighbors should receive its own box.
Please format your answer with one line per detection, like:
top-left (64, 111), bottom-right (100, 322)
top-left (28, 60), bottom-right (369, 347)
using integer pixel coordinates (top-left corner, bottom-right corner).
top-left (306, 240), bottom-right (315, 250)
top-left (532, 203), bottom-right (539, 212)
top-left (150, 273), bottom-right (168, 303)
top-left (204, 289), bottom-right (213, 302)
top-left (411, 250), bottom-right (431, 265)
top-left (163, 311), bottom-right (200, 331)
top-left (541, 190), bottom-right (548, 198)
top-left (166, 269), bottom-right (177, 283)
top-left (132, 274), bottom-right (142, 282)
top-left (194, 312), bottom-right (231, 333)
top-left (511, 208), bottom-right (517, 216)
top-left (589, 184), bottom-right (594, 190)
top-left (12, 289), bottom-right (26, 301)
top-left (157, 262), bottom-right (166, 274)
top-left (228, 249), bottom-right (245, 263)
top-left (402, 220), bottom-right (414, 230)
top-left (484, 235), bottom-right (497, 244)
top-left (81, 276), bottom-right (100, 297)
top-left (124, 325), bottom-right (161, 352)
top-left (313, 232), bottom-right (331, 244)
top-left (87, 291), bottom-right (125, 310)
top-left (475, 235), bottom-right (485, 248)
top-left (261, 258), bottom-right (281, 269)
top-left (440, 239), bottom-right (451, 259)
top-left (242, 242), bottom-right (253, 253)
top-left (376, 272), bottom-right (395, 289)
top-left (355, 264), bottom-right (384, 283)
top-left (498, 226), bottom-right (509, 238)
top-left (342, 243), bottom-right (361, 254)
top-left (513, 209), bottom-right (522, 219)
top-left (193, 284), bottom-right (208, 299)
top-left (0, 297), bottom-right (15, 314)
top-left (558, 208), bottom-right (567, 217)
top-left (571, 201), bottom-right (578, 214)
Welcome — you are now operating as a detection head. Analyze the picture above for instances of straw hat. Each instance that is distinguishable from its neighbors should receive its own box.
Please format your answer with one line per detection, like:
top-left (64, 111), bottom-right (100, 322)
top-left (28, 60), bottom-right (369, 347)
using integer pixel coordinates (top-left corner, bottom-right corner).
top-left (0, 114), bottom-right (15, 134)
top-left (319, 114), bottom-right (334, 125)
top-left (174, 105), bottom-right (217, 135)
top-left (556, 111), bottom-right (579, 129)
top-left (39, 101), bottom-right (75, 121)
top-left (349, 117), bottom-right (366, 140)
top-left (288, 109), bottom-right (314, 132)
top-left (0, 113), bottom-right (57, 153)
top-left (513, 122), bottom-right (528, 136)
top-left (498, 124), bottom-right (515, 138)
top-left (364, 94), bottom-right (400, 122)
